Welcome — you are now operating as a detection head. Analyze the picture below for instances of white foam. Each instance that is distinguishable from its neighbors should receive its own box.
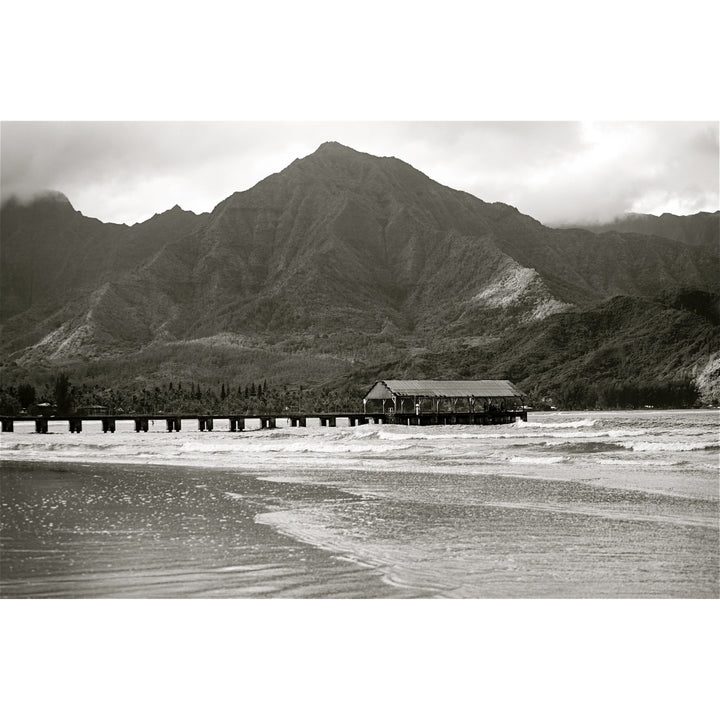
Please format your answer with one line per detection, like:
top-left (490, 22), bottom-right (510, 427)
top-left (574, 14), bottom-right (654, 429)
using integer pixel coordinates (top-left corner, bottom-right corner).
top-left (508, 455), bottom-right (567, 464)
top-left (625, 440), bottom-right (720, 453)
top-left (525, 419), bottom-right (598, 429)
top-left (2, 411), bottom-right (718, 502)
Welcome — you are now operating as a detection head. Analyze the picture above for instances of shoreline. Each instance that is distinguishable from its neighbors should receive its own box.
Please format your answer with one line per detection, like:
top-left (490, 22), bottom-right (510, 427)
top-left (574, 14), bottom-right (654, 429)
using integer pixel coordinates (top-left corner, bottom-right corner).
top-left (2, 454), bottom-right (717, 599)
top-left (0, 459), bottom-right (409, 599)
top-left (3, 430), bottom-right (718, 503)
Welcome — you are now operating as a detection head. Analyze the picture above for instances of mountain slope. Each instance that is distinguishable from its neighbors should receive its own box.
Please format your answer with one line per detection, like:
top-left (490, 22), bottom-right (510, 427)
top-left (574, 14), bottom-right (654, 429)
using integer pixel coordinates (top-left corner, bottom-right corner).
top-left (0, 192), bottom-right (207, 321)
top-left (1, 142), bottom-right (718, 404)
top-left (356, 291), bottom-right (720, 405)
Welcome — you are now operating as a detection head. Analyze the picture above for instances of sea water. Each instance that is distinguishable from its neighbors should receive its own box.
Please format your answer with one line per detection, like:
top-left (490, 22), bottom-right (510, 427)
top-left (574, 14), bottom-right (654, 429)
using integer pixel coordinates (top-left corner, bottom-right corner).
top-left (1, 410), bottom-right (717, 597)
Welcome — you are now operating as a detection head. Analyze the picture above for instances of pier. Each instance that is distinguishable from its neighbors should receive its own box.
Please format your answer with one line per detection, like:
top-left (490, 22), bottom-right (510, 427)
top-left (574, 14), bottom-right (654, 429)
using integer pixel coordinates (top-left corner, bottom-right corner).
top-left (0, 409), bottom-right (527, 433)
top-left (0, 378), bottom-right (529, 435)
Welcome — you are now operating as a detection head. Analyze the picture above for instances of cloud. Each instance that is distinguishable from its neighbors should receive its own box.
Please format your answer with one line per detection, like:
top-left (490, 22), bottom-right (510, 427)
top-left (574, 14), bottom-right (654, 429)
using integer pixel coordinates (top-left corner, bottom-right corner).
top-left (1, 121), bottom-right (717, 225)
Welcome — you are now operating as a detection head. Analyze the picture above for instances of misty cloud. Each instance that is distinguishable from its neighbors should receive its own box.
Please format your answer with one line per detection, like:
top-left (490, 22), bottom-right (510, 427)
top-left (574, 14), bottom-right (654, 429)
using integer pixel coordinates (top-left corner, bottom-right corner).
top-left (1, 121), bottom-right (717, 226)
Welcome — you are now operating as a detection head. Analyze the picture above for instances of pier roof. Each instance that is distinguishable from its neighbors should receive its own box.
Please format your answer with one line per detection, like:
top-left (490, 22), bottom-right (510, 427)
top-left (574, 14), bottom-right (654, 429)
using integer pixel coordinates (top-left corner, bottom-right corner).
top-left (364, 380), bottom-right (523, 400)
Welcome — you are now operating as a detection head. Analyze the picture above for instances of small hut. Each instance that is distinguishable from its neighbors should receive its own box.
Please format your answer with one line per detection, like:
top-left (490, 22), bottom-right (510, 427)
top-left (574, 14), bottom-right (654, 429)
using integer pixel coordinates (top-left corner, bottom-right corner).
top-left (363, 380), bottom-right (524, 415)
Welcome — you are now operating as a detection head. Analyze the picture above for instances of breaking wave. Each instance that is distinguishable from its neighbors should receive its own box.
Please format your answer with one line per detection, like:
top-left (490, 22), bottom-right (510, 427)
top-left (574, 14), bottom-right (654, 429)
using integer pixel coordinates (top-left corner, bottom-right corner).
top-left (626, 441), bottom-right (720, 453)
top-left (525, 419), bottom-right (597, 429)
top-left (508, 455), bottom-right (568, 464)
top-left (2, 411), bottom-right (718, 503)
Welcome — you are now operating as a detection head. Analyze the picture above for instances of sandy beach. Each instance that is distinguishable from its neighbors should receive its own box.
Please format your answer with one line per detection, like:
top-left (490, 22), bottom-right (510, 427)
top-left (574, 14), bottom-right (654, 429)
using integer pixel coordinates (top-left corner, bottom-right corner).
top-left (0, 460), bottom-right (407, 598)
top-left (1, 411), bottom-right (718, 598)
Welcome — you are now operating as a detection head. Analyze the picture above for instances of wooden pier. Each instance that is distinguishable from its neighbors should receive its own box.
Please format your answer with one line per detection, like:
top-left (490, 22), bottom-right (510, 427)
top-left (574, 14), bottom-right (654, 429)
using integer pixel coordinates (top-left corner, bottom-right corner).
top-left (0, 409), bottom-right (527, 433)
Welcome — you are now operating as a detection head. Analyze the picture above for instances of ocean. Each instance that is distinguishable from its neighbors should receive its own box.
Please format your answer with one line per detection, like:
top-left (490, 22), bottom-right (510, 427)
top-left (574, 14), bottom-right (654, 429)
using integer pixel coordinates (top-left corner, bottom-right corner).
top-left (1, 410), bottom-right (718, 598)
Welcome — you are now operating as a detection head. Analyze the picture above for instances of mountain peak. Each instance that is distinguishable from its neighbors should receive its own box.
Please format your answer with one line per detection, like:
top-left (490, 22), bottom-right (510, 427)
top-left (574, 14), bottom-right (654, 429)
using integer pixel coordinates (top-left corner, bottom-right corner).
top-left (308, 141), bottom-right (399, 166)
top-left (310, 141), bottom-right (406, 166)
top-left (290, 140), bottom-right (426, 186)
top-left (314, 140), bottom-right (358, 155)
top-left (139, 203), bottom-right (197, 225)
top-left (1, 189), bottom-right (74, 211)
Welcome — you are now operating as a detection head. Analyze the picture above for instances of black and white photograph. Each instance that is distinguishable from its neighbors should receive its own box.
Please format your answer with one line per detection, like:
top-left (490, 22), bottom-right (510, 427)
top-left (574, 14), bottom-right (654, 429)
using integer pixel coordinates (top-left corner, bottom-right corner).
top-left (1, 120), bottom-right (718, 601)
top-left (1, 2), bottom-right (718, 718)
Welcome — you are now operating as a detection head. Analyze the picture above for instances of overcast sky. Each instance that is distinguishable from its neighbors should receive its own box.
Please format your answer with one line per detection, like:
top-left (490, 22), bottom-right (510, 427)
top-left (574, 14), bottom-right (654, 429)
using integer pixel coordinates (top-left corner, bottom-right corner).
top-left (2, 121), bottom-right (717, 227)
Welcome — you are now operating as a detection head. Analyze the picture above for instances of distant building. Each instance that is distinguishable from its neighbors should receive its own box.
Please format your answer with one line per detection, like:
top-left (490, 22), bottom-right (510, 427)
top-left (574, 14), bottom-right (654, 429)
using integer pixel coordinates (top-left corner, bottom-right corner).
top-left (363, 380), bottom-right (524, 414)
top-left (76, 405), bottom-right (109, 416)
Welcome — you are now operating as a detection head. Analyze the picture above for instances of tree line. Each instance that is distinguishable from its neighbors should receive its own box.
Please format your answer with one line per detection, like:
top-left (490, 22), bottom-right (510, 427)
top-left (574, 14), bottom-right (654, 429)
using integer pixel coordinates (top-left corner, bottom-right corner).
top-left (548, 378), bottom-right (701, 410)
top-left (0, 374), bottom-right (704, 416)
top-left (0, 374), bottom-right (366, 416)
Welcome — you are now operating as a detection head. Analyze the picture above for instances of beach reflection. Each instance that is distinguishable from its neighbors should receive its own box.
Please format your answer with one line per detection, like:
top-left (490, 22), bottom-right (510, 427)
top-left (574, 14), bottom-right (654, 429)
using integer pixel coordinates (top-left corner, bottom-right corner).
top-left (0, 462), bottom-right (406, 598)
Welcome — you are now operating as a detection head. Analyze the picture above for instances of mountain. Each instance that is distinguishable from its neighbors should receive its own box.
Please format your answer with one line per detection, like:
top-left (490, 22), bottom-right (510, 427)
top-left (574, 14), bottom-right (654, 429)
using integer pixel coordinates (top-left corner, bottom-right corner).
top-left (361, 290), bottom-right (720, 406)
top-left (0, 193), bottom-right (207, 321)
top-left (561, 211), bottom-right (719, 249)
top-left (1, 142), bottom-right (719, 406)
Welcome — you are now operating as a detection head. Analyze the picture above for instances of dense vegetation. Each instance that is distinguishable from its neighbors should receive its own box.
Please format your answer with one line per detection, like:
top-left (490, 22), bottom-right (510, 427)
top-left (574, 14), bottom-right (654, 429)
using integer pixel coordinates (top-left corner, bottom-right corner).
top-left (0, 375), bottom-right (367, 416)
top-left (547, 378), bottom-right (700, 410)
top-left (0, 373), bottom-right (703, 417)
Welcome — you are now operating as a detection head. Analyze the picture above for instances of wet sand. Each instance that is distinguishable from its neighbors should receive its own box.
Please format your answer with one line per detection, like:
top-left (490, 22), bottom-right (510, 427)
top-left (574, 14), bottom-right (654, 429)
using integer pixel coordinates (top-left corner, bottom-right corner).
top-left (2, 456), bottom-right (717, 598)
top-left (0, 461), bottom-right (410, 598)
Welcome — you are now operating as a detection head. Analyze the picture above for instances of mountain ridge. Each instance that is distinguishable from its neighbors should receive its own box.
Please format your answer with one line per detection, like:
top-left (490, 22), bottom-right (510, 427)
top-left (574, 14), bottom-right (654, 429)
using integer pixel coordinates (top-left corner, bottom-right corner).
top-left (1, 142), bottom-right (718, 405)
top-left (559, 210), bottom-right (719, 248)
